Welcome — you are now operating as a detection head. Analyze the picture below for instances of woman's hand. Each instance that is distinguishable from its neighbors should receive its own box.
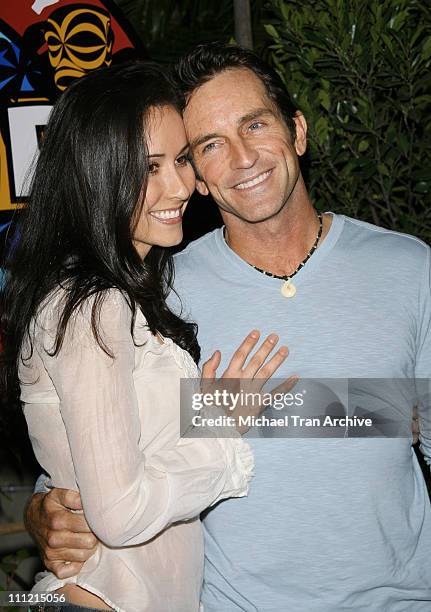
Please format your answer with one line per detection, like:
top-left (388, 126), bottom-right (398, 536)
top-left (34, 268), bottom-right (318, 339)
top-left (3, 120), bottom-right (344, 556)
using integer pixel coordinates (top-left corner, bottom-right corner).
top-left (201, 330), bottom-right (298, 433)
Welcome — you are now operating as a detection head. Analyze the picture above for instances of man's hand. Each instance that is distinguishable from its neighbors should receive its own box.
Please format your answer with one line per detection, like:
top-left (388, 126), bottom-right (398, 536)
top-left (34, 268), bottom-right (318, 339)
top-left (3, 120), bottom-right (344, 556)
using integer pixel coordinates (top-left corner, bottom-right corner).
top-left (24, 488), bottom-right (98, 579)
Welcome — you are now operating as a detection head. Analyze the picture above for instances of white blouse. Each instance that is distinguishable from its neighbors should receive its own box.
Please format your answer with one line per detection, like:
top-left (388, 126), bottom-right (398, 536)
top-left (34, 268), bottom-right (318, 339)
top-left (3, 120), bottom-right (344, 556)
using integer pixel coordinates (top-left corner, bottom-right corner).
top-left (19, 289), bottom-right (254, 612)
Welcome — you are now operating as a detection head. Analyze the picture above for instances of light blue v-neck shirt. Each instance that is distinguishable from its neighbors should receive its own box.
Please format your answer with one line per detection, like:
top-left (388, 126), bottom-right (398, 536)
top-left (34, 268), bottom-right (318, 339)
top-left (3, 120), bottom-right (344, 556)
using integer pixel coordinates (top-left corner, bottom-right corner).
top-left (170, 213), bottom-right (431, 611)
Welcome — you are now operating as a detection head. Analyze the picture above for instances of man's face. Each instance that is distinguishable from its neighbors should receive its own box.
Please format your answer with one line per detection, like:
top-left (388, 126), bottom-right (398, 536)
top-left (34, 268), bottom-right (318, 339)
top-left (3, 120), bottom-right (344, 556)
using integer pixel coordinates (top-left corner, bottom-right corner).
top-left (183, 68), bottom-right (307, 224)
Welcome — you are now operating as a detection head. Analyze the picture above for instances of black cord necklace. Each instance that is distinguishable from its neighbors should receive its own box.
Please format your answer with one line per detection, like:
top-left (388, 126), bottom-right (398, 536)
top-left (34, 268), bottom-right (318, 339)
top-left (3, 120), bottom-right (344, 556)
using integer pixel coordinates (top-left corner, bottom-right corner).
top-left (250, 212), bottom-right (323, 298)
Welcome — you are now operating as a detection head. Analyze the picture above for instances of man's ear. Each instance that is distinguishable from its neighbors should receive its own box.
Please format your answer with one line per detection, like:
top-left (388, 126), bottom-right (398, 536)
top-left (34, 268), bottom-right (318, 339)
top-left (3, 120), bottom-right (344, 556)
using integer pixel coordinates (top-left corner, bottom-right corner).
top-left (196, 179), bottom-right (209, 196)
top-left (189, 156), bottom-right (209, 196)
top-left (293, 111), bottom-right (307, 156)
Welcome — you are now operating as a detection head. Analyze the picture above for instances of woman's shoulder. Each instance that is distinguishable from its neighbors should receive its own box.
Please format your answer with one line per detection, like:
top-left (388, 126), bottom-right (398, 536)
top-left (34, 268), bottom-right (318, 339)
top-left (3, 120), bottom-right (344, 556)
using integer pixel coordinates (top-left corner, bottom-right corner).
top-left (34, 287), bottom-right (146, 351)
top-left (37, 286), bottom-right (132, 324)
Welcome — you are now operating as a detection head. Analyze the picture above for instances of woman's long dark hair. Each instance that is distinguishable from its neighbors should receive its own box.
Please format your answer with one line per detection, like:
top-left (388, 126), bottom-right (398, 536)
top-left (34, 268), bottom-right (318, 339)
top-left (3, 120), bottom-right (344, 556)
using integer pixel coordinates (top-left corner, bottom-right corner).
top-left (1, 61), bottom-right (200, 408)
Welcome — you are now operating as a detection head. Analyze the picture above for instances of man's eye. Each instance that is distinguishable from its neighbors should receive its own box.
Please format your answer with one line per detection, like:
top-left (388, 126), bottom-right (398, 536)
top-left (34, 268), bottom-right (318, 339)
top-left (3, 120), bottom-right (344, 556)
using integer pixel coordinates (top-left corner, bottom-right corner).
top-left (202, 142), bottom-right (217, 154)
top-left (249, 121), bottom-right (264, 131)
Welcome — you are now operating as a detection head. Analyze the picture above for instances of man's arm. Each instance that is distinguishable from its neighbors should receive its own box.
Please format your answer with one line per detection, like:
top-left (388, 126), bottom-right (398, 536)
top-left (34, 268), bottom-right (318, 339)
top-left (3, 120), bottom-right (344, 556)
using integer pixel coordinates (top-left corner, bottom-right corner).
top-left (415, 247), bottom-right (431, 464)
top-left (24, 488), bottom-right (97, 579)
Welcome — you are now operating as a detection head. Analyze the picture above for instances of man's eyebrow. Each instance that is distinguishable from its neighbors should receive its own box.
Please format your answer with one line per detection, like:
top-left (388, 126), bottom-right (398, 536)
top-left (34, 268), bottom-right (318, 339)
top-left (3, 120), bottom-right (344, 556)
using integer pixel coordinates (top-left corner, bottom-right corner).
top-left (190, 108), bottom-right (275, 151)
top-left (148, 144), bottom-right (189, 158)
top-left (189, 132), bottom-right (219, 151)
top-left (239, 108), bottom-right (275, 125)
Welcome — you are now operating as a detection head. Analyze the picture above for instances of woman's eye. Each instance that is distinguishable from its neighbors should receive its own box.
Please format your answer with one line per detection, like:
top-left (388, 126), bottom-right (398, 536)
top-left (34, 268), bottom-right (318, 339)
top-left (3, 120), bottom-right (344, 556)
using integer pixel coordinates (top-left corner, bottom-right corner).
top-left (148, 162), bottom-right (159, 175)
top-left (176, 154), bottom-right (190, 166)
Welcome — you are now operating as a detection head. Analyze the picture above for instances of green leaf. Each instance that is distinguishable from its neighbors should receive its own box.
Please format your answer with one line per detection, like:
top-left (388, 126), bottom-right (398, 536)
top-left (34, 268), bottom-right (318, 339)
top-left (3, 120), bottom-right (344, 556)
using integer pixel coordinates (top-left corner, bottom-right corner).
top-left (377, 163), bottom-right (390, 177)
top-left (358, 139), bottom-right (370, 152)
top-left (414, 181), bottom-right (430, 194)
top-left (422, 36), bottom-right (431, 60)
top-left (264, 24), bottom-right (280, 41)
top-left (318, 89), bottom-right (330, 111)
top-left (389, 10), bottom-right (409, 32)
top-left (397, 133), bottom-right (409, 156)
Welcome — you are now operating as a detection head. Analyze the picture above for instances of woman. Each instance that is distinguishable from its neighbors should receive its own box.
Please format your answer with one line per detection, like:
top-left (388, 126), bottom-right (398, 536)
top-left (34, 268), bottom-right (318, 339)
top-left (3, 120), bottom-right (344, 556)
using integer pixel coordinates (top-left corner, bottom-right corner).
top-left (0, 62), bottom-right (289, 611)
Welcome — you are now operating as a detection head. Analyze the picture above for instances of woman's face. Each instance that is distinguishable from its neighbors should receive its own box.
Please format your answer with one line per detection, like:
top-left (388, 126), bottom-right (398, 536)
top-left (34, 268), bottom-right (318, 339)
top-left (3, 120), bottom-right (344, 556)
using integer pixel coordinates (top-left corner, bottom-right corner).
top-left (133, 105), bottom-right (196, 258)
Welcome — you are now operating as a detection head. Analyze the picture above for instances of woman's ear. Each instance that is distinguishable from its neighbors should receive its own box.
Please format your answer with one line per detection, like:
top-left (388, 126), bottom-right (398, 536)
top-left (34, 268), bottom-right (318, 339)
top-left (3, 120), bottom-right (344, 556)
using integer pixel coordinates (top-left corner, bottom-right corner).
top-left (196, 179), bottom-right (209, 196)
top-left (293, 112), bottom-right (308, 156)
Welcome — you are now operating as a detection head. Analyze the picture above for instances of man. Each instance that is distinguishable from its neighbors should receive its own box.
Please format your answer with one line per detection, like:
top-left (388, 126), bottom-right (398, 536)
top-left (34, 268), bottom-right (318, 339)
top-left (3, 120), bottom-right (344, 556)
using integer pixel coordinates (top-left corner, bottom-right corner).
top-left (26, 43), bottom-right (431, 610)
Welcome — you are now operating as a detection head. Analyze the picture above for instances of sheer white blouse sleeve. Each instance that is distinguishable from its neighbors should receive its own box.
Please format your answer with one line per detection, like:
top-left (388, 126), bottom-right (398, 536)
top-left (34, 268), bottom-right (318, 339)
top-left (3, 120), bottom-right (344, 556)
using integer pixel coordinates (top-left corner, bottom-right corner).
top-left (35, 290), bottom-right (254, 548)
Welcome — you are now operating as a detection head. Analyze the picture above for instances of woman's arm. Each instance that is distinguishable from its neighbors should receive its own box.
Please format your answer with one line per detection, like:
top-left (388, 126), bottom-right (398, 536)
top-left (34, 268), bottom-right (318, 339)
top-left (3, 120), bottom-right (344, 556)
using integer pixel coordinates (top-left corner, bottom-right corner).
top-left (40, 290), bottom-right (253, 548)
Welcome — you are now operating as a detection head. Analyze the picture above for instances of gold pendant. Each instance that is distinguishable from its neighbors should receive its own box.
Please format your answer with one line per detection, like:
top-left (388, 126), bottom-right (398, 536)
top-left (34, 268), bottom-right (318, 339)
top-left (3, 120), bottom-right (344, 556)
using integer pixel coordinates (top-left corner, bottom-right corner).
top-left (281, 280), bottom-right (296, 298)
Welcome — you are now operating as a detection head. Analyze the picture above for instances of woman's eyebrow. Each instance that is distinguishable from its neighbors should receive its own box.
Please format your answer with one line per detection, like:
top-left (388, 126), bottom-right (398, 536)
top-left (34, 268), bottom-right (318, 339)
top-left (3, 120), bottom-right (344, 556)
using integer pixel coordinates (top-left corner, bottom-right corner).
top-left (148, 144), bottom-right (189, 158)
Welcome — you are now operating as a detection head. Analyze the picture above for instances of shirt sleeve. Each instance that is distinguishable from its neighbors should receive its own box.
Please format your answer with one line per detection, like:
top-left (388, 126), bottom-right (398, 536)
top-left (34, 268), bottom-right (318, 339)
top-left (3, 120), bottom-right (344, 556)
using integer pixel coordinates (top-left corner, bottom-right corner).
top-left (38, 290), bottom-right (254, 548)
top-left (414, 246), bottom-right (431, 468)
top-left (34, 473), bottom-right (50, 494)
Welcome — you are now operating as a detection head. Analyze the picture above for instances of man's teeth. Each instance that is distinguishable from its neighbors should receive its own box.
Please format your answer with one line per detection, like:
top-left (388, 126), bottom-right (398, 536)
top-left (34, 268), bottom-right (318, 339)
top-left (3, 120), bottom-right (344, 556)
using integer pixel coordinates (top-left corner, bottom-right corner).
top-left (235, 170), bottom-right (271, 190)
top-left (151, 209), bottom-right (181, 219)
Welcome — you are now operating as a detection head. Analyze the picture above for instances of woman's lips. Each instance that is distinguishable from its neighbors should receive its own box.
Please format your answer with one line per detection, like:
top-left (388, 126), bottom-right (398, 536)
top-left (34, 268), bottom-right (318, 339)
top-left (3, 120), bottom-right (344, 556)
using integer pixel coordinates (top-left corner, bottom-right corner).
top-left (149, 207), bottom-right (183, 224)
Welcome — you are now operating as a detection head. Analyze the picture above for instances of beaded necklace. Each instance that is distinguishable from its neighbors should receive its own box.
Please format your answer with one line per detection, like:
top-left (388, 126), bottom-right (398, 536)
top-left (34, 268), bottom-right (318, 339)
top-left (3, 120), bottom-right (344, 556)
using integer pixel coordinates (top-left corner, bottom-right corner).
top-left (249, 212), bottom-right (323, 298)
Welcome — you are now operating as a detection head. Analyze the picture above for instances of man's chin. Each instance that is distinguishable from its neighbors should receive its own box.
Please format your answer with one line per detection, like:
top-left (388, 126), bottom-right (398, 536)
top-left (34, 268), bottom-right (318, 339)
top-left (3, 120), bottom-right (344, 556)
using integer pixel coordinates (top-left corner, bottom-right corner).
top-left (219, 203), bottom-right (285, 225)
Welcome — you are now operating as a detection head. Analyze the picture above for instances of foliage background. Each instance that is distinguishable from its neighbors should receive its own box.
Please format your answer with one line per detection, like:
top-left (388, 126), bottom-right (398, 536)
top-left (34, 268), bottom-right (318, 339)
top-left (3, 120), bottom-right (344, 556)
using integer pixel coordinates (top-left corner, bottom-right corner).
top-left (265, 0), bottom-right (431, 242)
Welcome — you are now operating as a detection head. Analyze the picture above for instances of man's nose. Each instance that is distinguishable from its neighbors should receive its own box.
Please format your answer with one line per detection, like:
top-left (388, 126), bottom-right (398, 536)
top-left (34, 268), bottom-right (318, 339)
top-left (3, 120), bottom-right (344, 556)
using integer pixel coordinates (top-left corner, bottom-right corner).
top-left (229, 138), bottom-right (258, 169)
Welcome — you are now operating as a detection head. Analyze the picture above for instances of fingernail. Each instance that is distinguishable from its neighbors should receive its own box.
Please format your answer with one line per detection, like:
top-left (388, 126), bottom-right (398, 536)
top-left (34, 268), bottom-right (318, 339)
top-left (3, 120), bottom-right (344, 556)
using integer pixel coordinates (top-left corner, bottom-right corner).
top-left (268, 333), bottom-right (278, 344)
top-left (279, 346), bottom-right (288, 356)
top-left (250, 330), bottom-right (260, 338)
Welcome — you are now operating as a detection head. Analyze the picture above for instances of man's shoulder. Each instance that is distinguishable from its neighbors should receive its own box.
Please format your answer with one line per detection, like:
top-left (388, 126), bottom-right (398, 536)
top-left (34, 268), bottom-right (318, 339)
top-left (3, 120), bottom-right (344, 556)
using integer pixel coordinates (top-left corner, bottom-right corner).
top-left (173, 228), bottom-right (220, 273)
top-left (169, 229), bottom-right (221, 315)
top-left (341, 214), bottom-right (430, 265)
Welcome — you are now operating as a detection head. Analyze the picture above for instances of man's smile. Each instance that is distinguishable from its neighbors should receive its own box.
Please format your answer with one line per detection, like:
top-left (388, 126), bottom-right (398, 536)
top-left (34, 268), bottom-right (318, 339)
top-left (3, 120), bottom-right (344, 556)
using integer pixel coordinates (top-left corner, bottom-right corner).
top-left (233, 169), bottom-right (273, 191)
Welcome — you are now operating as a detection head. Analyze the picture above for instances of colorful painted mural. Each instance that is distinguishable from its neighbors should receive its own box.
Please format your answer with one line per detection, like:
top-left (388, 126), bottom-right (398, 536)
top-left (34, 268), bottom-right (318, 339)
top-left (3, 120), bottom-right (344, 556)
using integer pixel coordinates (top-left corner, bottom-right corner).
top-left (0, 0), bottom-right (144, 247)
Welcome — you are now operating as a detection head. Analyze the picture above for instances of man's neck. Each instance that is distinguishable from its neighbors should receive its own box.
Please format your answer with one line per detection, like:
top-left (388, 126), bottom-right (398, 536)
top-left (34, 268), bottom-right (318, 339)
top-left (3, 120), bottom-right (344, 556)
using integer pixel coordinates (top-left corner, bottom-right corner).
top-left (223, 190), bottom-right (332, 277)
